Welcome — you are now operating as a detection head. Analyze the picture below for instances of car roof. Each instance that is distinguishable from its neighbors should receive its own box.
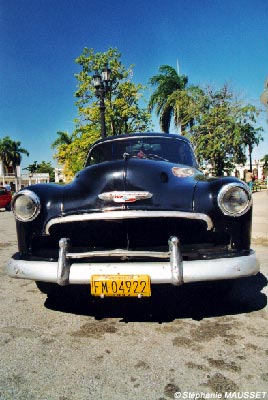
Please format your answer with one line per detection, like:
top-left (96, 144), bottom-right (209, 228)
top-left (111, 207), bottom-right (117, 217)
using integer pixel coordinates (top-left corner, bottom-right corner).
top-left (92, 132), bottom-right (191, 146)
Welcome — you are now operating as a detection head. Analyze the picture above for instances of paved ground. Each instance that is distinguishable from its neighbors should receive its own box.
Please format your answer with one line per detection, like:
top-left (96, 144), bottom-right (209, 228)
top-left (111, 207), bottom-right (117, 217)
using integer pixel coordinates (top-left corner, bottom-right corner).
top-left (252, 189), bottom-right (268, 241)
top-left (0, 190), bottom-right (267, 400)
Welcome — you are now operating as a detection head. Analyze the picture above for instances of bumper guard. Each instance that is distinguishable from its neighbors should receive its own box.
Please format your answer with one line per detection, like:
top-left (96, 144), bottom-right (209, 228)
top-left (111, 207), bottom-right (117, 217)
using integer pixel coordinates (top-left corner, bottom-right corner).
top-left (57, 236), bottom-right (183, 286)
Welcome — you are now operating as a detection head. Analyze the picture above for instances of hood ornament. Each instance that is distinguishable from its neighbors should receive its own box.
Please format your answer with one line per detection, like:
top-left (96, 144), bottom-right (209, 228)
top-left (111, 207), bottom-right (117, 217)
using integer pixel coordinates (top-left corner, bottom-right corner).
top-left (98, 191), bottom-right (153, 203)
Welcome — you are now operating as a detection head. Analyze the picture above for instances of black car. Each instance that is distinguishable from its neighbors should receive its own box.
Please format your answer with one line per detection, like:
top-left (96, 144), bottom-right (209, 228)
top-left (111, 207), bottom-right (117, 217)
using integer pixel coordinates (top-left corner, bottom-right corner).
top-left (6, 133), bottom-right (259, 297)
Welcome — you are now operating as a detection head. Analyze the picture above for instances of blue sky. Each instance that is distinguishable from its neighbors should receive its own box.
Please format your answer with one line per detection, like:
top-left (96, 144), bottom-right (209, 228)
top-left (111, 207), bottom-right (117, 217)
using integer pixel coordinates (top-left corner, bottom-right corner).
top-left (1, 0), bottom-right (267, 169)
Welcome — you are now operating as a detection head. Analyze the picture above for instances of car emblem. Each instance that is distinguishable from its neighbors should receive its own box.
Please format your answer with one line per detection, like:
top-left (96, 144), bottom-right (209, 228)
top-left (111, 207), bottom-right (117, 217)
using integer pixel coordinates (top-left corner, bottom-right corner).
top-left (98, 191), bottom-right (153, 203)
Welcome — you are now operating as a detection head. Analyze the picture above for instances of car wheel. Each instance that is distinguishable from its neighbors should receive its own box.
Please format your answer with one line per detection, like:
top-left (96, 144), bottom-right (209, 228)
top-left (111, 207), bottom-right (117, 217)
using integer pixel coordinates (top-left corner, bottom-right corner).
top-left (5, 202), bottom-right (11, 211)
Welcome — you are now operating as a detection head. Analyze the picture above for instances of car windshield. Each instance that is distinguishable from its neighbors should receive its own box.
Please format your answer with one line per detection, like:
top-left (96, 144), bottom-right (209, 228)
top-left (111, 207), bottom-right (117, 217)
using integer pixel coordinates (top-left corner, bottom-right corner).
top-left (86, 136), bottom-right (197, 167)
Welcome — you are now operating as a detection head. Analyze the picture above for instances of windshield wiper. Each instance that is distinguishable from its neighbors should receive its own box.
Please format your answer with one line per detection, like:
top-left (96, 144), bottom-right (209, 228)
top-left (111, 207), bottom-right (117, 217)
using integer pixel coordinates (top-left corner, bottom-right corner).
top-left (123, 152), bottom-right (168, 162)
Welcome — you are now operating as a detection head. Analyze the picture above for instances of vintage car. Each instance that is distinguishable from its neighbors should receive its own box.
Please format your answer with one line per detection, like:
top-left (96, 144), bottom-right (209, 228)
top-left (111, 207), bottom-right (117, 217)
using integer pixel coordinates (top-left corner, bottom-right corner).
top-left (6, 133), bottom-right (259, 297)
top-left (0, 186), bottom-right (12, 211)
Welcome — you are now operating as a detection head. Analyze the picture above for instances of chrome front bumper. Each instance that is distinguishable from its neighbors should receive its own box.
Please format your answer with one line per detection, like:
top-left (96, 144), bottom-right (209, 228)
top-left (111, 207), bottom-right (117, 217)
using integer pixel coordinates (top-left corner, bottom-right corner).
top-left (6, 237), bottom-right (260, 286)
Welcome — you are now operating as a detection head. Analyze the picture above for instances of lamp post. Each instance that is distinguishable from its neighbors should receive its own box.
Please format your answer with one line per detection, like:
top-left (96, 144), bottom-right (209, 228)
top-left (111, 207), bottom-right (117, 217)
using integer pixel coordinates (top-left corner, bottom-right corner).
top-left (92, 64), bottom-right (112, 139)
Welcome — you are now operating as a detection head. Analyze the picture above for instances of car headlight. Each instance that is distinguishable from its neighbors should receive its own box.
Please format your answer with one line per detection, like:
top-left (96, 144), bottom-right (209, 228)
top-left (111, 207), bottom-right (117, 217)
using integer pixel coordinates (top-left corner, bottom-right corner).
top-left (172, 167), bottom-right (196, 177)
top-left (217, 183), bottom-right (252, 217)
top-left (12, 190), bottom-right (41, 222)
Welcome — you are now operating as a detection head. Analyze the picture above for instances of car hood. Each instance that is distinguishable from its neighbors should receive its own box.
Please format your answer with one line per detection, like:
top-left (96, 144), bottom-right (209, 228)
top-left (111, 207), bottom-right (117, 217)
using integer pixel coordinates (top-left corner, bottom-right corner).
top-left (61, 159), bottom-right (202, 214)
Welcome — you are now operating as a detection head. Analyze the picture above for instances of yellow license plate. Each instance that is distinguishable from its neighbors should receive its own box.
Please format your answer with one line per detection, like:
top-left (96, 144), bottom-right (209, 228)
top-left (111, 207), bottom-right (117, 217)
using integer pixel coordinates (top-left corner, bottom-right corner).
top-left (91, 275), bottom-right (151, 297)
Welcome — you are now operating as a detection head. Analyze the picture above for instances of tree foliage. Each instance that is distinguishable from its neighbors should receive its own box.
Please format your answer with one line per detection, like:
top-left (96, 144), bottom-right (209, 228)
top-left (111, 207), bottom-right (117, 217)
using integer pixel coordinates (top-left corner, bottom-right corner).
top-left (51, 131), bottom-right (73, 149)
top-left (261, 154), bottom-right (268, 176)
top-left (24, 161), bottom-right (55, 181)
top-left (53, 54), bottom-right (264, 179)
top-left (75, 47), bottom-right (152, 135)
top-left (167, 86), bottom-right (206, 134)
top-left (54, 126), bottom-right (100, 179)
top-left (0, 136), bottom-right (29, 188)
top-left (149, 67), bottom-right (263, 176)
top-left (187, 85), bottom-right (263, 176)
top-left (148, 65), bottom-right (189, 133)
top-left (53, 48), bottom-right (152, 177)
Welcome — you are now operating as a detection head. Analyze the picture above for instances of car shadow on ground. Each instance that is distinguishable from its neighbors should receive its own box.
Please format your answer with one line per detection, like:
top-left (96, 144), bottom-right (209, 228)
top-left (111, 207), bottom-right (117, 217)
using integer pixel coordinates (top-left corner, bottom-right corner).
top-left (43, 273), bottom-right (267, 322)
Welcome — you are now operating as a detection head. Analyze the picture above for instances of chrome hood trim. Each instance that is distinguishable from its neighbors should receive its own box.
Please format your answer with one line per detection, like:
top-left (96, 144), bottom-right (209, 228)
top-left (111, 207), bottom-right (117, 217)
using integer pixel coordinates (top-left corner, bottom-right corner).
top-left (98, 191), bottom-right (153, 203)
top-left (45, 210), bottom-right (213, 234)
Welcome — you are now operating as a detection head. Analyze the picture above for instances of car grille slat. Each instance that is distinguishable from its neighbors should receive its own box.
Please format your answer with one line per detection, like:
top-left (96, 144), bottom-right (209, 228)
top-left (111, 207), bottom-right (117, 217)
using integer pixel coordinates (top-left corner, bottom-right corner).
top-left (30, 216), bottom-right (231, 261)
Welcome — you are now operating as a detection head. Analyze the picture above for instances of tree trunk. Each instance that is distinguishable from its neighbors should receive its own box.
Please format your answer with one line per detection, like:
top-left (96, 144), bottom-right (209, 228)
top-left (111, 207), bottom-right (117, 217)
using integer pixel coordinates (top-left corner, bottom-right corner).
top-left (215, 158), bottom-right (225, 177)
top-left (249, 144), bottom-right (253, 172)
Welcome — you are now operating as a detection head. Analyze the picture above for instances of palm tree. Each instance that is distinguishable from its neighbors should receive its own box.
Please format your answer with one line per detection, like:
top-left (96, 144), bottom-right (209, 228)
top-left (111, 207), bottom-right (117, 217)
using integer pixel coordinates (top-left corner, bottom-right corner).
top-left (167, 86), bottom-right (205, 135)
top-left (0, 136), bottom-right (10, 185)
top-left (0, 136), bottom-right (29, 189)
top-left (10, 140), bottom-right (29, 189)
top-left (51, 131), bottom-right (73, 149)
top-left (242, 123), bottom-right (263, 172)
top-left (148, 65), bottom-right (189, 133)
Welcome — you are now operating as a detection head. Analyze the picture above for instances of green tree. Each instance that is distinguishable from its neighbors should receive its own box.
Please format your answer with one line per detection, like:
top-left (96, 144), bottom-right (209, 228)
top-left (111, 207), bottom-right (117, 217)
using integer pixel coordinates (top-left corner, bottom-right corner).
top-left (148, 65), bottom-right (189, 133)
top-left (23, 161), bottom-right (39, 174)
top-left (36, 161), bottom-right (55, 182)
top-left (261, 154), bottom-right (268, 177)
top-left (51, 131), bottom-right (73, 149)
top-left (53, 47), bottom-right (152, 177)
top-left (75, 47), bottom-right (151, 136)
top-left (189, 85), bottom-right (263, 176)
top-left (0, 136), bottom-right (29, 189)
top-left (241, 122), bottom-right (263, 171)
top-left (167, 86), bottom-right (206, 135)
top-left (24, 161), bottom-right (55, 182)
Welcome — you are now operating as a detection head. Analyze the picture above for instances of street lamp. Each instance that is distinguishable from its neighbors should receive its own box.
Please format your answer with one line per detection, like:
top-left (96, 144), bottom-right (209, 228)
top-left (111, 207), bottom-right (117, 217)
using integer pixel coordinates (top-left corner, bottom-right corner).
top-left (92, 64), bottom-right (112, 139)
